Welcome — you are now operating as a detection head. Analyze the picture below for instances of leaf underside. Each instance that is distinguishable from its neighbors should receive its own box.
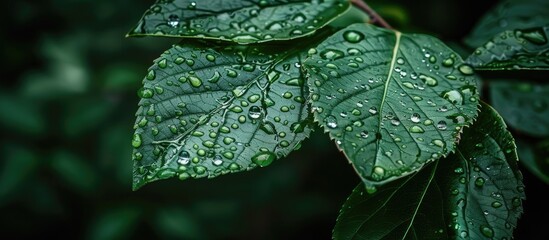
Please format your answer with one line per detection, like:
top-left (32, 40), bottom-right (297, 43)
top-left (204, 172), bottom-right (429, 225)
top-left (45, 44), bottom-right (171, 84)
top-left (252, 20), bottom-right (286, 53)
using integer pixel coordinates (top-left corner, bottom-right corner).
top-left (464, 0), bottom-right (549, 48)
top-left (131, 41), bottom-right (315, 190)
top-left (466, 26), bottom-right (549, 70)
top-left (490, 81), bottom-right (549, 137)
top-left (304, 23), bottom-right (480, 188)
top-left (333, 102), bottom-right (525, 240)
top-left (128, 0), bottom-right (350, 44)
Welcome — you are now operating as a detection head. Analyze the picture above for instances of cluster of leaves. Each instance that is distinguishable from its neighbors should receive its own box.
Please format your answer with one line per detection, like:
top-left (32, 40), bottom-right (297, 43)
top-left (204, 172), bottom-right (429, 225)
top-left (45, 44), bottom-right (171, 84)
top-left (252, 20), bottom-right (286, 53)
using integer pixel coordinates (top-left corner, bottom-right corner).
top-left (127, 0), bottom-right (548, 238)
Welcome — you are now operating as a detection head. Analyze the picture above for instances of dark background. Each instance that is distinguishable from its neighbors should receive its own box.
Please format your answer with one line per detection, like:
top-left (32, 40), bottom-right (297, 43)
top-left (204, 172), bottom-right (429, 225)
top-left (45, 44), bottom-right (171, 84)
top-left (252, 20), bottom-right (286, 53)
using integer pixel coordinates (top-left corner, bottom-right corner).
top-left (1, 0), bottom-right (547, 239)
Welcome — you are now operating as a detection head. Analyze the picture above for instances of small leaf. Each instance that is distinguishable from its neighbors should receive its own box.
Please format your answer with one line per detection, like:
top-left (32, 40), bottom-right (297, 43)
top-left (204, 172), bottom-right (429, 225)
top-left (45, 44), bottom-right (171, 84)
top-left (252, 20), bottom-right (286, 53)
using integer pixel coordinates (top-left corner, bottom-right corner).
top-left (128, 0), bottom-right (350, 44)
top-left (333, 102), bottom-right (525, 240)
top-left (464, 0), bottom-right (549, 48)
top-left (490, 81), bottom-right (549, 137)
top-left (131, 41), bottom-right (314, 190)
top-left (466, 26), bottom-right (549, 70)
top-left (304, 23), bottom-right (480, 187)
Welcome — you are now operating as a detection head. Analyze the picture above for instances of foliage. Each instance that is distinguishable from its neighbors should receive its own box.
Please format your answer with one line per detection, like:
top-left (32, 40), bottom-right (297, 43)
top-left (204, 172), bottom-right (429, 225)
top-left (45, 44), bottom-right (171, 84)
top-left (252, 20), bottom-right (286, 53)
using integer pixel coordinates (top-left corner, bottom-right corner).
top-left (126, 0), bottom-right (548, 239)
top-left (2, 0), bottom-right (548, 239)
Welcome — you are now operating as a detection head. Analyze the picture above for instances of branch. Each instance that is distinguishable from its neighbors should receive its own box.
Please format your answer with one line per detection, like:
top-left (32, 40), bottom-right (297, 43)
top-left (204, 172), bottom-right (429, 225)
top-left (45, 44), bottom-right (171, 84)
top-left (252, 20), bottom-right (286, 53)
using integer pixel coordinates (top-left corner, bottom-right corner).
top-left (351, 0), bottom-right (394, 30)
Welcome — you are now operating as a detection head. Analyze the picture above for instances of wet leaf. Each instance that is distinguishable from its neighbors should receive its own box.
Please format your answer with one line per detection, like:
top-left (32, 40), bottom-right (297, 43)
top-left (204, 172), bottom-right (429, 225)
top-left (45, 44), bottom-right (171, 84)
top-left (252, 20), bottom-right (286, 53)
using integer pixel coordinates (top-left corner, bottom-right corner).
top-left (334, 102), bottom-right (524, 240)
top-left (304, 23), bottom-right (480, 188)
top-left (128, 0), bottom-right (349, 44)
top-left (131, 41), bottom-right (314, 190)
top-left (466, 26), bottom-right (549, 70)
top-left (490, 81), bottom-right (549, 137)
top-left (465, 0), bottom-right (549, 48)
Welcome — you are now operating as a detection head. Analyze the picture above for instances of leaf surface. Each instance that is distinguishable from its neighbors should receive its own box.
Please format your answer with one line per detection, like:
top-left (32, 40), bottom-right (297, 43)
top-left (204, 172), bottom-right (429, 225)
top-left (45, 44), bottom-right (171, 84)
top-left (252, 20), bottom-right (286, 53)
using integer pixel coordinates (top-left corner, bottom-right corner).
top-left (131, 41), bottom-right (313, 190)
top-left (304, 23), bottom-right (480, 188)
top-left (490, 81), bottom-right (549, 137)
top-left (333, 102), bottom-right (525, 240)
top-left (464, 0), bottom-right (549, 48)
top-left (466, 26), bottom-right (549, 70)
top-left (128, 0), bottom-right (350, 44)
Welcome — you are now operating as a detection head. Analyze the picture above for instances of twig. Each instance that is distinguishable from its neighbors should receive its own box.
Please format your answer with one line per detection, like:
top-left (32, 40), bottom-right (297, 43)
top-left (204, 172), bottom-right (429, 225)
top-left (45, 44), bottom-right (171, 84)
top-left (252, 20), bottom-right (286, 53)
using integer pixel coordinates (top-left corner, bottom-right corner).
top-left (351, 0), bottom-right (394, 30)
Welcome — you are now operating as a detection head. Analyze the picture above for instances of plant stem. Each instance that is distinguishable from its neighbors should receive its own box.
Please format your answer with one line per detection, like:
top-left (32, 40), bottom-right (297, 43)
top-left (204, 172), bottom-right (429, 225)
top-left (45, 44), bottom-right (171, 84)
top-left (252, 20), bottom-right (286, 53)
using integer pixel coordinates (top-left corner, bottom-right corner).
top-left (351, 0), bottom-right (394, 30)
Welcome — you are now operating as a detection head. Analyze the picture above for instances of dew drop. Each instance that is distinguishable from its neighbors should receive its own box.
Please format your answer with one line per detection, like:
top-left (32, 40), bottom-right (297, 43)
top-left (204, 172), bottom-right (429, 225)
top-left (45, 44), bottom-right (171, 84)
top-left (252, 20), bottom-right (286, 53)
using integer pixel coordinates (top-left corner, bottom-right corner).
top-left (320, 49), bottom-right (344, 60)
top-left (410, 125), bottom-right (425, 133)
top-left (368, 107), bottom-right (378, 115)
top-left (480, 225), bottom-right (494, 238)
top-left (325, 115), bottom-right (338, 129)
top-left (248, 106), bottom-right (262, 119)
top-left (178, 151), bottom-right (191, 165)
top-left (437, 121), bottom-right (447, 130)
top-left (410, 113), bottom-right (421, 123)
top-left (458, 64), bottom-right (474, 75)
top-left (131, 133), bottom-right (142, 148)
top-left (343, 30), bottom-right (364, 43)
top-left (251, 151), bottom-right (276, 167)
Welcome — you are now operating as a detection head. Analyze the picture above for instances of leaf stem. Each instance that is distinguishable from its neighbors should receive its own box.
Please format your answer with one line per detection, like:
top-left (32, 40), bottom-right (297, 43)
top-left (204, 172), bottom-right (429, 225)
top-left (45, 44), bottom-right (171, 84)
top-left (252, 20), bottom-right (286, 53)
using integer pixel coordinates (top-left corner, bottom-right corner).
top-left (351, 0), bottom-right (394, 30)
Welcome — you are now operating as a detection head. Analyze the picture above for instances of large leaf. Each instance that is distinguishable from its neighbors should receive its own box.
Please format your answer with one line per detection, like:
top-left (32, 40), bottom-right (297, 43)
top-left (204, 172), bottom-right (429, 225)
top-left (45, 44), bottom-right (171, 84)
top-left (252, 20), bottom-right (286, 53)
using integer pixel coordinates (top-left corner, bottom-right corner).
top-left (490, 81), bottom-right (549, 137)
top-left (131, 41), bottom-right (314, 190)
top-left (128, 0), bottom-right (350, 44)
top-left (466, 26), bottom-right (549, 70)
top-left (464, 0), bottom-right (549, 48)
top-left (303, 23), bottom-right (480, 188)
top-left (333, 102), bottom-right (524, 240)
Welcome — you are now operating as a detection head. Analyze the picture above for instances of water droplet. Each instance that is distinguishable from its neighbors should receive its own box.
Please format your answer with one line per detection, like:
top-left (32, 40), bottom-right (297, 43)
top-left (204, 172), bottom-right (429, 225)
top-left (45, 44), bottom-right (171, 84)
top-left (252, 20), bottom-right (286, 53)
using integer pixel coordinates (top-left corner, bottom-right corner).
top-left (458, 64), bottom-right (474, 75)
top-left (320, 49), bottom-right (344, 60)
top-left (189, 76), bottom-right (203, 88)
top-left (410, 113), bottom-right (421, 123)
top-left (373, 166), bottom-right (385, 178)
top-left (442, 90), bottom-right (464, 105)
top-left (454, 167), bottom-right (464, 173)
top-left (368, 107), bottom-right (378, 115)
top-left (428, 55), bottom-right (437, 63)
top-left (146, 70), bottom-right (156, 80)
top-left (475, 177), bottom-right (485, 187)
top-left (325, 115), bottom-right (338, 129)
top-left (442, 58), bottom-right (454, 67)
top-left (131, 133), bottom-right (142, 148)
top-left (512, 197), bottom-right (521, 207)
top-left (206, 54), bottom-right (216, 62)
top-left (396, 58), bottom-right (405, 65)
top-left (138, 88), bottom-right (154, 98)
top-left (437, 121), bottom-right (447, 130)
top-left (491, 201), bottom-right (502, 208)
top-left (158, 59), bottom-right (168, 69)
top-left (480, 225), bottom-right (494, 238)
top-left (251, 151), bottom-right (276, 167)
top-left (212, 155), bottom-right (223, 166)
top-left (419, 75), bottom-right (438, 86)
top-left (226, 69), bottom-right (238, 78)
top-left (432, 139), bottom-right (445, 148)
top-left (223, 151), bottom-right (234, 160)
top-left (178, 151), bottom-right (190, 165)
top-left (391, 118), bottom-right (401, 126)
top-left (410, 126), bottom-right (425, 133)
top-left (248, 106), bottom-right (262, 119)
top-left (360, 131), bottom-right (369, 138)
top-left (343, 30), bottom-right (364, 43)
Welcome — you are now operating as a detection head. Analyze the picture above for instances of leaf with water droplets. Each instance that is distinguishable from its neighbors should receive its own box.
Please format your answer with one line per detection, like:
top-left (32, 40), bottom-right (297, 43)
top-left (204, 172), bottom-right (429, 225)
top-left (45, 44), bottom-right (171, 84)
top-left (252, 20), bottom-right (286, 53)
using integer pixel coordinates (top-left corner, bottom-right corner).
top-left (490, 81), bottom-right (549, 137)
top-left (333, 102), bottom-right (524, 240)
top-left (127, 0), bottom-right (350, 44)
top-left (466, 26), bottom-right (549, 70)
top-left (304, 23), bottom-right (480, 187)
top-left (131, 41), bottom-right (314, 190)
top-left (464, 0), bottom-right (549, 48)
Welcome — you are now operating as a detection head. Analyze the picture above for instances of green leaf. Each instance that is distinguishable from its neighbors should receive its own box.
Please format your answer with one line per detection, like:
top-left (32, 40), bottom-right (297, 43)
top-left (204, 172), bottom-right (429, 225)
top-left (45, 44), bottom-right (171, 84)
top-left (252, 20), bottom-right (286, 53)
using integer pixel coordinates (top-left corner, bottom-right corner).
top-left (88, 206), bottom-right (141, 240)
top-left (490, 81), bottom-right (549, 137)
top-left (128, 0), bottom-right (350, 44)
top-left (132, 41), bottom-right (314, 190)
top-left (0, 145), bottom-right (39, 203)
top-left (464, 0), bottom-right (549, 48)
top-left (517, 139), bottom-right (549, 184)
top-left (333, 102), bottom-right (524, 240)
top-left (50, 150), bottom-right (99, 194)
top-left (303, 23), bottom-right (480, 188)
top-left (466, 26), bottom-right (549, 70)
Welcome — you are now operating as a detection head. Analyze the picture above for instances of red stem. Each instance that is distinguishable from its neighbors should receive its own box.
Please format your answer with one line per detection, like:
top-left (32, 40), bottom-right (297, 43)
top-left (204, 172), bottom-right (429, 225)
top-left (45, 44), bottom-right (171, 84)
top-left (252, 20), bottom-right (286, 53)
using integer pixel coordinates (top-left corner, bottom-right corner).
top-left (351, 0), bottom-right (394, 30)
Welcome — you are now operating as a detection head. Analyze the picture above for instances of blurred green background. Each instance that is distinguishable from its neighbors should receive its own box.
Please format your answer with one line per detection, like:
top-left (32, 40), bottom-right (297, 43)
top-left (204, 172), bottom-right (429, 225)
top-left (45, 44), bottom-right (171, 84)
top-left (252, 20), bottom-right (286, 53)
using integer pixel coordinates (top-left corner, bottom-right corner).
top-left (1, 0), bottom-right (547, 239)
